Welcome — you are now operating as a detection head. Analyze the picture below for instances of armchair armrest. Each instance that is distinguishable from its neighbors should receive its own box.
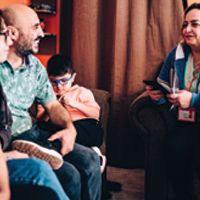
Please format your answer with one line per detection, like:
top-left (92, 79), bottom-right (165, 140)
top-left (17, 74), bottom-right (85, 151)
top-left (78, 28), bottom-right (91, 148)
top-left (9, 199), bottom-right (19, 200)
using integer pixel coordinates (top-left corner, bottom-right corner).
top-left (129, 91), bottom-right (176, 141)
top-left (91, 89), bottom-right (111, 155)
top-left (129, 90), bottom-right (177, 200)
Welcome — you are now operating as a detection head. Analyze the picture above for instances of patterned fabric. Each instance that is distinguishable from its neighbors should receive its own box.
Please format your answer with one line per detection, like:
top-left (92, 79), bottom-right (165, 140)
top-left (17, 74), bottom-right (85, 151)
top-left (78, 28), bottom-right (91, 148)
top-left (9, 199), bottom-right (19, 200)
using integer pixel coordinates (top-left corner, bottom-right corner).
top-left (0, 55), bottom-right (56, 136)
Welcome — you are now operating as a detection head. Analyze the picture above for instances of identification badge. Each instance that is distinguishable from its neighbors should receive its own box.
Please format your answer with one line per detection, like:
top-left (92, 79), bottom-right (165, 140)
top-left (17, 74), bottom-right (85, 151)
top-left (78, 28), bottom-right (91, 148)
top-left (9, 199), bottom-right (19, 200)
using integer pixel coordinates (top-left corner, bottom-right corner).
top-left (178, 107), bottom-right (196, 122)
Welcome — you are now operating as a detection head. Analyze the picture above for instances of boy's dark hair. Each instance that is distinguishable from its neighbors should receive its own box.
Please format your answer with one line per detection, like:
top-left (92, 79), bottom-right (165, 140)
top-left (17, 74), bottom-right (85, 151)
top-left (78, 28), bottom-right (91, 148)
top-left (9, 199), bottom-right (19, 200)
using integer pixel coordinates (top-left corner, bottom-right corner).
top-left (47, 54), bottom-right (74, 76)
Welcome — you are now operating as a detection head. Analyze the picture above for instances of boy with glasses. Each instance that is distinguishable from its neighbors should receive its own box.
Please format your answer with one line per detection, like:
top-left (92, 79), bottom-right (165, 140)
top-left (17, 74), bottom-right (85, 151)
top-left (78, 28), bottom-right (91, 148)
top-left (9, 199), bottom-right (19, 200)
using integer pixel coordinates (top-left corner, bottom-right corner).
top-left (35, 54), bottom-right (106, 173)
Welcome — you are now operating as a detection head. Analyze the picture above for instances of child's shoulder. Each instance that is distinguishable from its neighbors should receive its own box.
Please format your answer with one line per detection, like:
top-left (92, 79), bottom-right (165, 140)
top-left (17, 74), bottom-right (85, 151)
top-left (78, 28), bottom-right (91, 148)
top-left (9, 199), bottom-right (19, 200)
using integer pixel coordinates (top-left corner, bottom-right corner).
top-left (72, 85), bottom-right (94, 96)
top-left (72, 85), bottom-right (91, 92)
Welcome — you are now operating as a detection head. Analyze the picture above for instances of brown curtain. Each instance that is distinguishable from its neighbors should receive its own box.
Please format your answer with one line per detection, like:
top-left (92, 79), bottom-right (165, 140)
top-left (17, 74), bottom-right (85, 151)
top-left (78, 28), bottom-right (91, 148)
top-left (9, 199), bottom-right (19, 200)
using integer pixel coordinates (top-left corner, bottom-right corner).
top-left (60, 0), bottom-right (184, 167)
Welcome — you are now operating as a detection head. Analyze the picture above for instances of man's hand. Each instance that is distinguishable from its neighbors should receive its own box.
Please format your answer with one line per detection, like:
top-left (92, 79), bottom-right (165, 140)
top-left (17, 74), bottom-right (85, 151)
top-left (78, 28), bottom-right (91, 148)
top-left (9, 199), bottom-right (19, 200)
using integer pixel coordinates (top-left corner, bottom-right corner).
top-left (48, 124), bottom-right (77, 156)
top-left (166, 90), bottom-right (193, 108)
top-left (146, 85), bottom-right (164, 101)
top-left (44, 100), bottom-right (77, 156)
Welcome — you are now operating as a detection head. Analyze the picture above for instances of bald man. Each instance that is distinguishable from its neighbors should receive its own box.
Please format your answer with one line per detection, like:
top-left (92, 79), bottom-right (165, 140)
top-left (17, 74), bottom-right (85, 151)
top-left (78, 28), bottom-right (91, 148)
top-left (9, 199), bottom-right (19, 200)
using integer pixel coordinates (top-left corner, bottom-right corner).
top-left (0, 9), bottom-right (69, 200)
top-left (1, 4), bottom-right (101, 200)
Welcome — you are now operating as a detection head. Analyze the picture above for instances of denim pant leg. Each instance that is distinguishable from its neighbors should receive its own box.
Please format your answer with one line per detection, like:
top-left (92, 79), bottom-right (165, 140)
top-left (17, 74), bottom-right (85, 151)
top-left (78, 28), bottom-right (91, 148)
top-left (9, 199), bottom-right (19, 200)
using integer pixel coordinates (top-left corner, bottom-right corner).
top-left (37, 128), bottom-right (82, 200)
top-left (64, 143), bottom-right (101, 200)
top-left (21, 125), bottom-right (81, 200)
top-left (7, 158), bottom-right (69, 200)
top-left (54, 161), bottom-right (81, 200)
top-left (6, 124), bottom-right (42, 151)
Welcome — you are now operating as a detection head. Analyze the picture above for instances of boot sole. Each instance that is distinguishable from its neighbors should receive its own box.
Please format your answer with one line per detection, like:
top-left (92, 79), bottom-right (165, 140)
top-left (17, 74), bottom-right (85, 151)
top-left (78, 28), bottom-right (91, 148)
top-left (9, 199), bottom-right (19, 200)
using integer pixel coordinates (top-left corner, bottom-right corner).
top-left (12, 140), bottom-right (63, 170)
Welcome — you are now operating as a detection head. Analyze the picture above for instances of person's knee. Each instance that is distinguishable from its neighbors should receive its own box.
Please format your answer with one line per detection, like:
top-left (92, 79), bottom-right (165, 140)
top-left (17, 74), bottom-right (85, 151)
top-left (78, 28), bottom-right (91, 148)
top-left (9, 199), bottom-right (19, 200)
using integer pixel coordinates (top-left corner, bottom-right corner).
top-left (66, 168), bottom-right (81, 186)
top-left (7, 158), bottom-right (49, 172)
top-left (28, 158), bottom-right (50, 169)
top-left (83, 150), bottom-right (101, 176)
top-left (23, 158), bottom-right (54, 177)
top-left (66, 172), bottom-right (81, 200)
top-left (54, 163), bottom-right (81, 199)
top-left (163, 142), bottom-right (180, 161)
top-left (194, 144), bottom-right (200, 168)
top-left (163, 138), bottom-right (191, 162)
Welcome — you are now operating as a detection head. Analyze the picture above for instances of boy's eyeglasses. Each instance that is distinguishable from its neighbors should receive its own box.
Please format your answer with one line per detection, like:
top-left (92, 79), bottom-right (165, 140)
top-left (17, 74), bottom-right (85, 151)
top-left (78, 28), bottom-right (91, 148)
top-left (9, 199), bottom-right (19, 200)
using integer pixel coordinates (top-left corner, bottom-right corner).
top-left (50, 74), bottom-right (74, 86)
top-left (0, 31), bottom-right (9, 42)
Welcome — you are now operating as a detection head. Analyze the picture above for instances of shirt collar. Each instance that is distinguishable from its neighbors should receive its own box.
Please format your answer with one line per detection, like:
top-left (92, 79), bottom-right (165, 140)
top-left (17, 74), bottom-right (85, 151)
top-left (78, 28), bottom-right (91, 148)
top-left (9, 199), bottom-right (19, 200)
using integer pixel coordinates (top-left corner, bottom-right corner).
top-left (4, 55), bottom-right (33, 69)
top-left (175, 42), bottom-right (191, 61)
top-left (24, 55), bottom-right (32, 69)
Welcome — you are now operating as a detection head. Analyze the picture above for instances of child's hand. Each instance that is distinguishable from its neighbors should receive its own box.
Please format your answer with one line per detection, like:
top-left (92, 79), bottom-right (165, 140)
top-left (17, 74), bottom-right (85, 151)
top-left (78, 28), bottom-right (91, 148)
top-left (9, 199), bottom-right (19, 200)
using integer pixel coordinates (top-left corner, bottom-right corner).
top-left (60, 95), bottom-right (77, 108)
top-left (58, 93), bottom-right (100, 119)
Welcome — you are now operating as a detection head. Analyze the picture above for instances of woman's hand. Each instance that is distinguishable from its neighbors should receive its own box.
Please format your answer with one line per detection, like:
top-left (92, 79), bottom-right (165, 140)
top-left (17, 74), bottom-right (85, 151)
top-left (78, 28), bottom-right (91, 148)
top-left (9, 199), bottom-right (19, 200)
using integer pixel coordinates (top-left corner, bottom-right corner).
top-left (146, 85), bottom-right (164, 101)
top-left (166, 90), bottom-right (193, 108)
top-left (3, 150), bottom-right (29, 160)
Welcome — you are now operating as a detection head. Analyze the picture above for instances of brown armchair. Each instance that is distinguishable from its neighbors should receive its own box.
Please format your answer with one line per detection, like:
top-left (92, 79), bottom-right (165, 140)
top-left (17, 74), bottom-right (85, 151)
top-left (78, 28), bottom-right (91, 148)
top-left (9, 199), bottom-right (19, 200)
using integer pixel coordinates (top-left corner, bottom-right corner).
top-left (29, 88), bottom-right (111, 155)
top-left (90, 89), bottom-right (111, 154)
top-left (129, 90), bottom-right (200, 200)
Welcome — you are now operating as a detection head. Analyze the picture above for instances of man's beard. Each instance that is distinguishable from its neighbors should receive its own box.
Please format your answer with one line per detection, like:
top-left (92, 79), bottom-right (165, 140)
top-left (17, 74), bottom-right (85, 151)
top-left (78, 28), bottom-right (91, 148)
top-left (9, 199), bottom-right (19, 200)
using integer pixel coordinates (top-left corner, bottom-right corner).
top-left (16, 43), bottom-right (36, 56)
top-left (15, 33), bottom-right (41, 57)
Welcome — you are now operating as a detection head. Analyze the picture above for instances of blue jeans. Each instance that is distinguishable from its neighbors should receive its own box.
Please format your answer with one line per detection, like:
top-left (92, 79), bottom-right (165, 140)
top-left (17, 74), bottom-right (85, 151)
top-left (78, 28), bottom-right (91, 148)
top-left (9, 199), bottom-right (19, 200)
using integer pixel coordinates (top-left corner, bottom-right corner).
top-left (11, 124), bottom-right (101, 200)
top-left (7, 158), bottom-right (69, 200)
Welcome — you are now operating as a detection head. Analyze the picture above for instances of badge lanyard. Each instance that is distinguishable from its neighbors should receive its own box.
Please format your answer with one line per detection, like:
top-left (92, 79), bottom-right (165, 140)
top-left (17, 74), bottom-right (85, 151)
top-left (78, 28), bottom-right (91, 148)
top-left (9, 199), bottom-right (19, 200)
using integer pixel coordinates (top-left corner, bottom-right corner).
top-left (177, 54), bottom-right (196, 123)
top-left (186, 54), bottom-right (195, 91)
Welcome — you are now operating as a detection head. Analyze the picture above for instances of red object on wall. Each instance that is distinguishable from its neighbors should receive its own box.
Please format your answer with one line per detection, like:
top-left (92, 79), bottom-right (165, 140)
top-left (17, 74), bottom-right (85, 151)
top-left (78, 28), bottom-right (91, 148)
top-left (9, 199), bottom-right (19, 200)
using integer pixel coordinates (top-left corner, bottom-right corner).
top-left (0, 0), bottom-right (30, 7)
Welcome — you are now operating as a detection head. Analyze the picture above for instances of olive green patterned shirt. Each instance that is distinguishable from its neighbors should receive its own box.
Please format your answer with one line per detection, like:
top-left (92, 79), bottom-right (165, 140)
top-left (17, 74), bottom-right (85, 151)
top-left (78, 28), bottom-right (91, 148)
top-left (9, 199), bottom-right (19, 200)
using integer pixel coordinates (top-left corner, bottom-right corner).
top-left (0, 55), bottom-right (56, 136)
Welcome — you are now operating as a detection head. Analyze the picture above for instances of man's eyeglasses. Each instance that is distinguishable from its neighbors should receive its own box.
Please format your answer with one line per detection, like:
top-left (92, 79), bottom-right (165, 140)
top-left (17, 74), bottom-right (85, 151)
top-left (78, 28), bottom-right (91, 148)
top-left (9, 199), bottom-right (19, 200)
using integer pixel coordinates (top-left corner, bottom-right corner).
top-left (0, 31), bottom-right (9, 42)
top-left (50, 74), bottom-right (74, 86)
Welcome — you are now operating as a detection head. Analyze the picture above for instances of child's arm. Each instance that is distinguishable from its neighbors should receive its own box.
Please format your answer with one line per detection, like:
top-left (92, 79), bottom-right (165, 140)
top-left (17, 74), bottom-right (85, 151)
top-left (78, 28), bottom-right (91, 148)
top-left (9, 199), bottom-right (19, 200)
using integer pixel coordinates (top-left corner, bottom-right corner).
top-left (60, 95), bottom-right (100, 119)
top-left (36, 105), bottom-right (50, 121)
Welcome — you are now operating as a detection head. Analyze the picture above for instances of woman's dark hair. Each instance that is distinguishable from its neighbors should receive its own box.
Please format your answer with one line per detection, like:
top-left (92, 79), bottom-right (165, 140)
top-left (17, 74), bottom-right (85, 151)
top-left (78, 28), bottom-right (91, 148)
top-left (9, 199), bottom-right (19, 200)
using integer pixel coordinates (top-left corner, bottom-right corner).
top-left (184, 3), bottom-right (200, 16)
top-left (0, 10), bottom-right (3, 31)
top-left (47, 54), bottom-right (75, 76)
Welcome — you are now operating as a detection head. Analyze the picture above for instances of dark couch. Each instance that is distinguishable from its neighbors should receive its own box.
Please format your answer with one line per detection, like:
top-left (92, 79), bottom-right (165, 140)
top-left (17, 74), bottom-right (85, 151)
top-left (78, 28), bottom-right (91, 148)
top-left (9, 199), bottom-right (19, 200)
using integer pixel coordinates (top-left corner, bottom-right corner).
top-left (129, 90), bottom-right (200, 200)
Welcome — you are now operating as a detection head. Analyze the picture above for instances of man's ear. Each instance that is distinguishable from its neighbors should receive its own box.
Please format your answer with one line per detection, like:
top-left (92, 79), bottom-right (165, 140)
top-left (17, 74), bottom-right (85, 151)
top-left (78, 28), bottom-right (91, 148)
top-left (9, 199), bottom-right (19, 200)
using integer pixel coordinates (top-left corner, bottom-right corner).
top-left (7, 25), bottom-right (19, 40)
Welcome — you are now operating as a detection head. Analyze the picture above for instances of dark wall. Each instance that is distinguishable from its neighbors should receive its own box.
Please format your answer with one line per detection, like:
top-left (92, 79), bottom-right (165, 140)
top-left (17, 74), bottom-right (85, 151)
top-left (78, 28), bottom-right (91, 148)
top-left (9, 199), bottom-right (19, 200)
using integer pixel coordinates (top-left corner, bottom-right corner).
top-left (59, 0), bottom-right (73, 56)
